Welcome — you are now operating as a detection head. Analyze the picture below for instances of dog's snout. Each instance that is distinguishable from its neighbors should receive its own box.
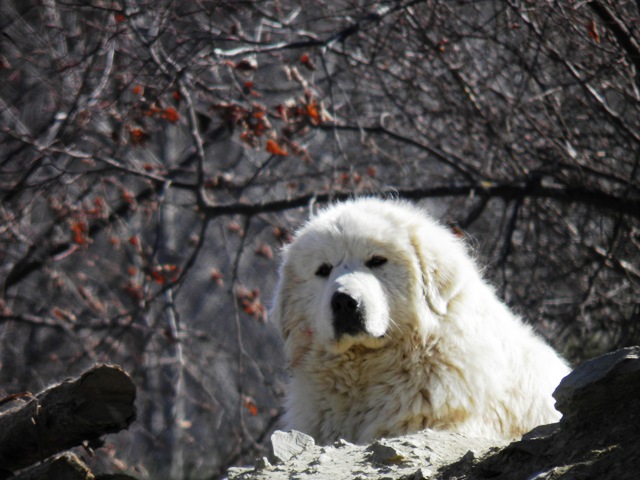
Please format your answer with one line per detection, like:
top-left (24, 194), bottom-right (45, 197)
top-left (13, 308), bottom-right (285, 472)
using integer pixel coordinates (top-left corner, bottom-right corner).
top-left (332, 291), bottom-right (358, 314)
top-left (331, 292), bottom-right (365, 337)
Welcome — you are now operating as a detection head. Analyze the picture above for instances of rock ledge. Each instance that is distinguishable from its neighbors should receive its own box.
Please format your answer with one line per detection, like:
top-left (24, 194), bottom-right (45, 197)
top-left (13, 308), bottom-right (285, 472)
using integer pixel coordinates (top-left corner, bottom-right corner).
top-left (229, 347), bottom-right (640, 480)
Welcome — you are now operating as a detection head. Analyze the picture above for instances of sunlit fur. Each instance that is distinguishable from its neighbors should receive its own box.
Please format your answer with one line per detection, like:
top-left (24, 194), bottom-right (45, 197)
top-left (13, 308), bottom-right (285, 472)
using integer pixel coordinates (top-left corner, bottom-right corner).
top-left (271, 198), bottom-right (571, 444)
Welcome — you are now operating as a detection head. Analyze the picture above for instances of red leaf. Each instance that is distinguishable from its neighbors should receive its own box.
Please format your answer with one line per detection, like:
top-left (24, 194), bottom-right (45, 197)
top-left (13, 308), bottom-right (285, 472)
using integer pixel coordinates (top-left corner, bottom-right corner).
top-left (128, 127), bottom-right (148, 145)
top-left (235, 286), bottom-right (266, 321)
top-left (255, 242), bottom-right (273, 259)
top-left (123, 281), bottom-right (143, 301)
top-left (227, 222), bottom-right (244, 236)
top-left (71, 221), bottom-right (88, 245)
top-left (150, 268), bottom-right (166, 284)
top-left (162, 107), bottom-right (180, 123)
top-left (306, 102), bottom-right (320, 124)
top-left (151, 264), bottom-right (179, 284)
top-left (266, 139), bottom-right (288, 156)
top-left (274, 104), bottom-right (287, 120)
top-left (145, 106), bottom-right (162, 117)
top-left (121, 189), bottom-right (135, 204)
top-left (587, 19), bottom-right (600, 43)
top-left (273, 226), bottom-right (293, 244)
top-left (244, 398), bottom-right (258, 416)
top-left (300, 53), bottom-right (315, 70)
top-left (210, 268), bottom-right (224, 286)
top-left (239, 131), bottom-right (254, 145)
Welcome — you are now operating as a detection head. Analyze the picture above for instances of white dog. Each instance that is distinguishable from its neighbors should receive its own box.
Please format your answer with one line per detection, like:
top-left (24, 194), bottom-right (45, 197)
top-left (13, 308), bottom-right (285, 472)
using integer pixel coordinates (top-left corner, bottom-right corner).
top-left (271, 198), bottom-right (570, 444)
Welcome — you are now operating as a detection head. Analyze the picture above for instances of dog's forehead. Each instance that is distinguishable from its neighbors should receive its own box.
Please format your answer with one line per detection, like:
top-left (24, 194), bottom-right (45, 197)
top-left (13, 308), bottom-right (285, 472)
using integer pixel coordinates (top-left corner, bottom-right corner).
top-left (318, 201), bottom-right (404, 232)
top-left (289, 203), bottom-right (408, 258)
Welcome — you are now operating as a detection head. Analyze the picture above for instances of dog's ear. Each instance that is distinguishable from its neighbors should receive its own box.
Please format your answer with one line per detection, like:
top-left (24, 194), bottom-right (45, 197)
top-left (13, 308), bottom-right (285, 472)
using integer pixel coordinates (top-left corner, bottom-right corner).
top-left (270, 261), bottom-right (313, 368)
top-left (410, 221), bottom-right (470, 317)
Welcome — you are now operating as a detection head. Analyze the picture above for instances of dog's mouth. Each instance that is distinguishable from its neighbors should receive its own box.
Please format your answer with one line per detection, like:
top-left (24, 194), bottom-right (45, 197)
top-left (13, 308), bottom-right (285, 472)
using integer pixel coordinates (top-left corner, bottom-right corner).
top-left (331, 332), bottom-right (389, 354)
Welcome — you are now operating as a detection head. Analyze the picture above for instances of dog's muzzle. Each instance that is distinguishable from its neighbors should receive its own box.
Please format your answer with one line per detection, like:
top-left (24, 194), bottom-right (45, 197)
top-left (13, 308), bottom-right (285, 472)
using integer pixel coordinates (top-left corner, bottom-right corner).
top-left (331, 291), bottom-right (365, 337)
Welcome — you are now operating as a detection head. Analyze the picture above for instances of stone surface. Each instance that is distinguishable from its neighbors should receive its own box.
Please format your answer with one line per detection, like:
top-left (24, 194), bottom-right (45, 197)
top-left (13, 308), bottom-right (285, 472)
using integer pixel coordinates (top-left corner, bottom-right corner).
top-left (228, 429), bottom-right (505, 479)
top-left (270, 429), bottom-right (316, 464)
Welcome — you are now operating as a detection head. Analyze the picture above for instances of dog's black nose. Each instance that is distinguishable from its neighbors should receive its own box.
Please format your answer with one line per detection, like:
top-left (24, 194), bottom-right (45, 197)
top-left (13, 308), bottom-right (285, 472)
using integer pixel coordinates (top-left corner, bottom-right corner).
top-left (331, 292), bottom-right (365, 337)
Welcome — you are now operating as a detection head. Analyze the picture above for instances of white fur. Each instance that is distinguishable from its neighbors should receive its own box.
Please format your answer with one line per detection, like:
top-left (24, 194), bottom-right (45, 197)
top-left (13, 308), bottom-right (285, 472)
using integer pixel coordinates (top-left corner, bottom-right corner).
top-left (271, 198), bottom-right (571, 444)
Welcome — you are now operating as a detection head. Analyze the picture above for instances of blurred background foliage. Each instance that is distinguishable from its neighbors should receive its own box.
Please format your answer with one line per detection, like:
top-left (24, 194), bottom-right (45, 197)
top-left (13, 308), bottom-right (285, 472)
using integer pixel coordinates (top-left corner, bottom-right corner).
top-left (1, 0), bottom-right (639, 478)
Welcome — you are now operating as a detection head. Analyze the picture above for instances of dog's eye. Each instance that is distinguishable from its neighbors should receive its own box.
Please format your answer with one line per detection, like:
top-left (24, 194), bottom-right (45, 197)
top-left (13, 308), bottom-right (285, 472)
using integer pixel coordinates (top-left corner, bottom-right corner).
top-left (366, 256), bottom-right (388, 268)
top-left (315, 263), bottom-right (333, 278)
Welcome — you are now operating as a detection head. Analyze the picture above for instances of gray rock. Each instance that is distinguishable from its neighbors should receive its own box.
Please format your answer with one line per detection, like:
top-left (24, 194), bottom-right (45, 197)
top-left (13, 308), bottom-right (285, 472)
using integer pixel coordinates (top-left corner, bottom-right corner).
top-left (553, 345), bottom-right (640, 421)
top-left (366, 441), bottom-right (406, 465)
top-left (270, 430), bottom-right (315, 464)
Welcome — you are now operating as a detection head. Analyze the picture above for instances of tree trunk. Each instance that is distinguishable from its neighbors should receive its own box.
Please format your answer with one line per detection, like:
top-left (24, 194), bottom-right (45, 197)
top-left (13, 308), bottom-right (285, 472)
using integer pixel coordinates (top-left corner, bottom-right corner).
top-left (0, 364), bottom-right (136, 473)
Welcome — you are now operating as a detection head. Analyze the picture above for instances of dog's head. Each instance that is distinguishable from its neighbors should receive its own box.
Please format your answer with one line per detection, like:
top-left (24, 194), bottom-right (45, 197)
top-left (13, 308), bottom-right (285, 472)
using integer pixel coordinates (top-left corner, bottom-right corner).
top-left (271, 198), bottom-right (471, 365)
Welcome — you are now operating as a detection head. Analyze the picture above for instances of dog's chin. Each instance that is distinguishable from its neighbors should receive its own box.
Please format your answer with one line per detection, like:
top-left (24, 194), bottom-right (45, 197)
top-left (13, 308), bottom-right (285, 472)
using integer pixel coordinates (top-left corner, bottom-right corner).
top-left (331, 333), bottom-right (389, 354)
